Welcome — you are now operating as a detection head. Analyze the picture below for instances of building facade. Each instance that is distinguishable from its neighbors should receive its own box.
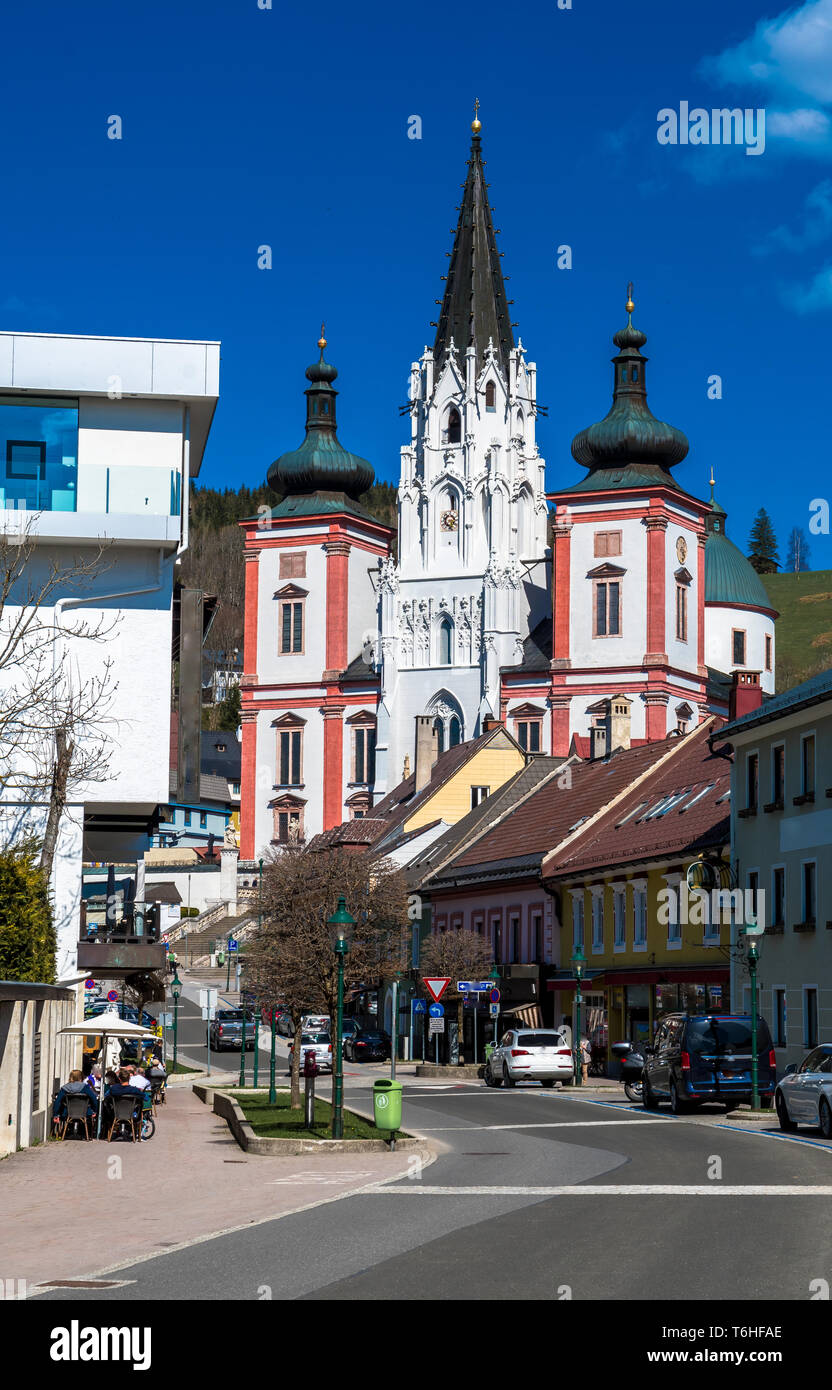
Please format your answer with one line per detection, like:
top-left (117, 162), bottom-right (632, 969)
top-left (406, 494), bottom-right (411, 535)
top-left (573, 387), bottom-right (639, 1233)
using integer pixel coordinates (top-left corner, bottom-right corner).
top-left (0, 329), bottom-right (218, 978)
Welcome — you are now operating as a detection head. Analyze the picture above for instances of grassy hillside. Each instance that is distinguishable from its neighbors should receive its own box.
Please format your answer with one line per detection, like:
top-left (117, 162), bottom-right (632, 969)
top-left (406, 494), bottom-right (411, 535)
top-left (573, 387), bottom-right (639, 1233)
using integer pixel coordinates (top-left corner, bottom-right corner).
top-left (761, 570), bottom-right (832, 692)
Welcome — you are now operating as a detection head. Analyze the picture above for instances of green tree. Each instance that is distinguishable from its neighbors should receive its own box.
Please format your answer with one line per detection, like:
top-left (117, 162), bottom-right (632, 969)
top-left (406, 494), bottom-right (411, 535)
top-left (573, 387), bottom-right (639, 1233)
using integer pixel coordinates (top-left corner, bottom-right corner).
top-left (216, 681), bottom-right (242, 732)
top-left (0, 842), bottom-right (56, 982)
top-left (747, 509), bottom-right (780, 574)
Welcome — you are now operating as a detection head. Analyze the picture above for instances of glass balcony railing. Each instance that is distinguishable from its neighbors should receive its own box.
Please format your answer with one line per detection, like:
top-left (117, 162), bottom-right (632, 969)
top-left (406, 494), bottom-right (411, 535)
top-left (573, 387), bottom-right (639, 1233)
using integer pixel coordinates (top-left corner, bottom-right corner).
top-left (2, 464), bottom-right (182, 518)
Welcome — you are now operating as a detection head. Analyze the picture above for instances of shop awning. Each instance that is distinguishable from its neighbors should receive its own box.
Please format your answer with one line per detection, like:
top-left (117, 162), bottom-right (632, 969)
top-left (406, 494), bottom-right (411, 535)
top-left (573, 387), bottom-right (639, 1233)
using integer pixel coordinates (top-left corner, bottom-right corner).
top-left (503, 1004), bottom-right (543, 1028)
top-left (547, 966), bottom-right (728, 991)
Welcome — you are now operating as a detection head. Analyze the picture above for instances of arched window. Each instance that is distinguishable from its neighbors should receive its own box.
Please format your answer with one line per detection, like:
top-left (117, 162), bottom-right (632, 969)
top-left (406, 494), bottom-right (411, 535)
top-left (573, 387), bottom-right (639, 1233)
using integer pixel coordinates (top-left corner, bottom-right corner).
top-left (434, 717), bottom-right (445, 754)
top-left (485, 381), bottom-right (496, 412)
top-left (449, 716), bottom-right (461, 747)
top-left (446, 407), bottom-right (461, 444)
top-left (438, 617), bottom-right (453, 666)
top-left (427, 691), bottom-right (464, 754)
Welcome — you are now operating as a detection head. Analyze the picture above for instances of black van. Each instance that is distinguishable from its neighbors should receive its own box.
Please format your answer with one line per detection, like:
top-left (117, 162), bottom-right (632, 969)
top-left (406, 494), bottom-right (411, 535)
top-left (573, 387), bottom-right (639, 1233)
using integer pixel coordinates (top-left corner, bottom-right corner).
top-left (642, 1013), bottom-right (776, 1113)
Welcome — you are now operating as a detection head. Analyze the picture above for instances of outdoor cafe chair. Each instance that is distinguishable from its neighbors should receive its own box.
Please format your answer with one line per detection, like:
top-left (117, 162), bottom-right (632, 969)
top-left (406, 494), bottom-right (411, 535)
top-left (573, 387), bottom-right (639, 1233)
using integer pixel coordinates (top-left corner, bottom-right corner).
top-left (107, 1094), bottom-right (140, 1143)
top-left (149, 1079), bottom-right (165, 1111)
top-left (60, 1094), bottom-right (93, 1141)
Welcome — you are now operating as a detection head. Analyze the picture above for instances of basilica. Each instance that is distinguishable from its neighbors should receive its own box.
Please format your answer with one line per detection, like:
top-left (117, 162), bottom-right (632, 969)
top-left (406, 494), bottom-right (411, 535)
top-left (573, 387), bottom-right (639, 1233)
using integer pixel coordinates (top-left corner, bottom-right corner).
top-left (238, 116), bottom-right (776, 860)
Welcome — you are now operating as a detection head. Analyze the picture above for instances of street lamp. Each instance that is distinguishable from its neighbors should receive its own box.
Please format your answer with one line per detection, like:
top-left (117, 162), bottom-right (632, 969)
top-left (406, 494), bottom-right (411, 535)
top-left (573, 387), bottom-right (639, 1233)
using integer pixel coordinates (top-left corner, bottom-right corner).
top-left (328, 894), bottom-right (355, 1139)
top-left (571, 943), bottom-right (586, 1088)
top-left (172, 967), bottom-right (182, 1073)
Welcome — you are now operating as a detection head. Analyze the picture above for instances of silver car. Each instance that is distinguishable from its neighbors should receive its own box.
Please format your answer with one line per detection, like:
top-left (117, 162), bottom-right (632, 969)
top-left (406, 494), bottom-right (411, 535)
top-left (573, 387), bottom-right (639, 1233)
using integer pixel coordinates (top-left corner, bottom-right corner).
top-left (289, 1032), bottom-right (333, 1073)
top-left (486, 1029), bottom-right (574, 1088)
top-left (775, 1044), bottom-right (832, 1137)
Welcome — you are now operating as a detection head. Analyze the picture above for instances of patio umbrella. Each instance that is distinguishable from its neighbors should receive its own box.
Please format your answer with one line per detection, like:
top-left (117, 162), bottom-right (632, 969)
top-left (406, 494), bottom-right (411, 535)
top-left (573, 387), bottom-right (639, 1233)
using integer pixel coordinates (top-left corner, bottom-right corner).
top-left (58, 1011), bottom-right (159, 1138)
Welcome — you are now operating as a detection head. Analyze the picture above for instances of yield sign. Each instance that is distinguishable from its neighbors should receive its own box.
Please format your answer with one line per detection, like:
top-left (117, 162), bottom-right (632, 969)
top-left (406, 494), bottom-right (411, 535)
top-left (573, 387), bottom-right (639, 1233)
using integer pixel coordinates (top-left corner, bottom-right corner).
top-left (423, 977), bottom-right (451, 1003)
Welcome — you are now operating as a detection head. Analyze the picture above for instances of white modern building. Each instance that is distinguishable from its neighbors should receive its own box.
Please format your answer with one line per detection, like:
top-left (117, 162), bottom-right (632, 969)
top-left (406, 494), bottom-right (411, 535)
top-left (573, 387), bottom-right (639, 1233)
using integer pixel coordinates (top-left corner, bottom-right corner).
top-left (0, 329), bottom-right (219, 979)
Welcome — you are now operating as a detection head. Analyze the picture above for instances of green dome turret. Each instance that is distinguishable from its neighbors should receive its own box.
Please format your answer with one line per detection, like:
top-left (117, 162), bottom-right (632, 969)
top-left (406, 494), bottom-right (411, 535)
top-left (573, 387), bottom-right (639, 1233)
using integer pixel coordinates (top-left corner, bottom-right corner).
top-left (704, 472), bottom-right (773, 609)
top-left (568, 287), bottom-right (689, 491)
top-left (267, 329), bottom-right (375, 509)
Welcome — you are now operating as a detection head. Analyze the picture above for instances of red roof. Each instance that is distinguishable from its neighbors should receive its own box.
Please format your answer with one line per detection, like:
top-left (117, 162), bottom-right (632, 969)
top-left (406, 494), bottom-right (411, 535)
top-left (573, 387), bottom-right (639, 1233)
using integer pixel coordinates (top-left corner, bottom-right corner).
top-left (542, 722), bottom-right (729, 878)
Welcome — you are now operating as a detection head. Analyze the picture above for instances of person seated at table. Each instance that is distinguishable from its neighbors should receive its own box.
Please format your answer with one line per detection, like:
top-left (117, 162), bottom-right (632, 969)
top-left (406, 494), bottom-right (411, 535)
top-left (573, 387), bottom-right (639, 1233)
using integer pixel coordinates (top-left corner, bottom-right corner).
top-left (52, 1070), bottom-right (98, 1127)
top-left (104, 1067), bottom-right (143, 1099)
top-left (126, 1064), bottom-right (150, 1092)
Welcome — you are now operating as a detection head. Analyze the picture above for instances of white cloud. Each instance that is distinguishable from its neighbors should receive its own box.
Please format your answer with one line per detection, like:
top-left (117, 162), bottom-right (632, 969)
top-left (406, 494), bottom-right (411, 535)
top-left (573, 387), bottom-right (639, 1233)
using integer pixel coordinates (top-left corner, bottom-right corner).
top-left (780, 263), bottom-right (832, 311)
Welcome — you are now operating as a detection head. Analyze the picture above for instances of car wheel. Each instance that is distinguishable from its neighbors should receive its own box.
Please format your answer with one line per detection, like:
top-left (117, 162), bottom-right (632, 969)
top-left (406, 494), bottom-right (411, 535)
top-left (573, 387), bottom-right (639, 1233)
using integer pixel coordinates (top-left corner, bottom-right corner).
top-left (776, 1090), bottom-right (797, 1132)
top-left (819, 1098), bottom-right (832, 1140)
top-left (561, 1074), bottom-right (574, 1087)
top-left (642, 1075), bottom-right (660, 1110)
top-left (540, 1079), bottom-right (556, 1089)
top-left (502, 1063), bottom-right (515, 1088)
top-left (669, 1080), bottom-right (688, 1115)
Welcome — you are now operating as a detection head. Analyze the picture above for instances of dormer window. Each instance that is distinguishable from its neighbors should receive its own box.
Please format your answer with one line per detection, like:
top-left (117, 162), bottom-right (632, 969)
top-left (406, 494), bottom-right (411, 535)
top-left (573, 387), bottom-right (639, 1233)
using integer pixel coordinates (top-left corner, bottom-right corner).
top-left (485, 381), bottom-right (496, 412)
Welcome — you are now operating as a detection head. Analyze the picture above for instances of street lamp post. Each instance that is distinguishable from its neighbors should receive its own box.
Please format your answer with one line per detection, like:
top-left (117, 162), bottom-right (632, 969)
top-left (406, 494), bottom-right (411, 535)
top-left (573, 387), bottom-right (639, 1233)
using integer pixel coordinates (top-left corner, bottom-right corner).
top-left (328, 895), bottom-right (356, 1140)
top-left (239, 1001), bottom-right (247, 1089)
top-left (571, 944), bottom-right (586, 1088)
top-left (172, 968), bottom-right (182, 1073)
top-left (253, 1008), bottom-right (262, 1088)
top-left (748, 937), bottom-right (760, 1113)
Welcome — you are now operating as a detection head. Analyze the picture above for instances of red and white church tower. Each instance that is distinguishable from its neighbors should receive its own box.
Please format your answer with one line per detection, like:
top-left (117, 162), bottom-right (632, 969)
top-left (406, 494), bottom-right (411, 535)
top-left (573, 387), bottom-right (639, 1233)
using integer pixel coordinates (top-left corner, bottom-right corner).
top-left (544, 289), bottom-right (710, 755)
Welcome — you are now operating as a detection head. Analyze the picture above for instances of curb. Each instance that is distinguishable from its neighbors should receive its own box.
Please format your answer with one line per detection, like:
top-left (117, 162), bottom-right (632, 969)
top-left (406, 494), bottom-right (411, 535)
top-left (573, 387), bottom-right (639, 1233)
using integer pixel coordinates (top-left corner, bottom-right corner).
top-left (193, 1083), bottom-right (426, 1156)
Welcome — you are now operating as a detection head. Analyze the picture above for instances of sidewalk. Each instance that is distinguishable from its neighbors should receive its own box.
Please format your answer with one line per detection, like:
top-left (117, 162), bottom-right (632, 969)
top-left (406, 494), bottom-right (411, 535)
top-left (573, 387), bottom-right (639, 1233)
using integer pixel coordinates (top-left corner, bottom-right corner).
top-left (0, 1085), bottom-right (426, 1289)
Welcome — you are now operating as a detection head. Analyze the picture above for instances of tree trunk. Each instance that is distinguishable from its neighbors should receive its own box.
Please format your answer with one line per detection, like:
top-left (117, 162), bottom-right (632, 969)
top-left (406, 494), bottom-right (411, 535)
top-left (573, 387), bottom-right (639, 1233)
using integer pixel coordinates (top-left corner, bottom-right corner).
top-left (39, 727), bottom-right (74, 884)
top-left (290, 1019), bottom-right (303, 1109)
top-left (457, 996), bottom-right (464, 1064)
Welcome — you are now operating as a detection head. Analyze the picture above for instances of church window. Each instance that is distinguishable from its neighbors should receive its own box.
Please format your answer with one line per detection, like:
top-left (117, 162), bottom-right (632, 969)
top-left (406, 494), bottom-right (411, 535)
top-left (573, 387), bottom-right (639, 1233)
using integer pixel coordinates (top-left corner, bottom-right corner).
top-left (765, 634), bottom-right (772, 671)
top-left (312, 400), bottom-right (318, 414)
top-left (732, 629), bottom-right (746, 666)
top-left (675, 584), bottom-right (688, 642)
top-left (485, 381), bottom-right (496, 412)
top-left (449, 716), bottom-right (462, 747)
top-left (438, 617), bottom-right (454, 666)
top-left (434, 717), bottom-right (445, 754)
top-left (594, 579), bottom-right (621, 637)
top-left (516, 718), bottom-right (542, 752)
top-left (321, 400), bottom-right (329, 415)
top-left (445, 408), bottom-right (461, 444)
top-left (277, 726), bottom-right (303, 786)
top-left (279, 599), bottom-right (304, 653)
top-left (594, 531), bottom-right (622, 558)
top-left (352, 725), bottom-right (376, 784)
top-left (631, 366), bottom-right (639, 382)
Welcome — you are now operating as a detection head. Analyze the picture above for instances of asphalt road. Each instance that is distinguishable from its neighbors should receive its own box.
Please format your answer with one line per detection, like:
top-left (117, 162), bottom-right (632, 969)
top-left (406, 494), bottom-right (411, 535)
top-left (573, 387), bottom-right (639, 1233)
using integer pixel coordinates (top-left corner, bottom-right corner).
top-left (36, 1073), bottom-right (832, 1302)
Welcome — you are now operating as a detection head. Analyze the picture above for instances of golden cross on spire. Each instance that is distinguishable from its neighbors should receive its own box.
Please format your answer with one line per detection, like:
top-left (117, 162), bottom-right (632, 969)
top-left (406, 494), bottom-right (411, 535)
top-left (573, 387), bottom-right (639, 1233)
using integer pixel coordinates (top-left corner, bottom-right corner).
top-left (626, 282), bottom-right (635, 315)
top-left (472, 97), bottom-right (482, 134)
top-left (318, 322), bottom-right (326, 350)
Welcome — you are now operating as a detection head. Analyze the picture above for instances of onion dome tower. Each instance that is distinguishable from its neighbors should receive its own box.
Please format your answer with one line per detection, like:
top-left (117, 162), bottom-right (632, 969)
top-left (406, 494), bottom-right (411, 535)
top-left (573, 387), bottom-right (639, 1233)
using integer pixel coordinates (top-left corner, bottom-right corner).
top-left (703, 469), bottom-right (778, 694)
top-left (568, 286), bottom-right (690, 491)
top-left (267, 328), bottom-right (375, 518)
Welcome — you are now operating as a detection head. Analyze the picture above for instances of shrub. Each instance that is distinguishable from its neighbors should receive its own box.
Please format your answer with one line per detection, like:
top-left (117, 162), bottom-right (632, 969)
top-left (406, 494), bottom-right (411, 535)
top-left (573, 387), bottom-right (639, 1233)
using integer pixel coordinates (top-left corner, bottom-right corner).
top-left (0, 842), bottom-right (56, 982)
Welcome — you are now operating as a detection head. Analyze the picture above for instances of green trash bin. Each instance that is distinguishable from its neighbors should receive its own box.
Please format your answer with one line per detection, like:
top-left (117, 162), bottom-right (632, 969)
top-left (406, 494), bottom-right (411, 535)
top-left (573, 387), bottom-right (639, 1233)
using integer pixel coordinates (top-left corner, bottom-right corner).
top-left (373, 1078), bottom-right (402, 1132)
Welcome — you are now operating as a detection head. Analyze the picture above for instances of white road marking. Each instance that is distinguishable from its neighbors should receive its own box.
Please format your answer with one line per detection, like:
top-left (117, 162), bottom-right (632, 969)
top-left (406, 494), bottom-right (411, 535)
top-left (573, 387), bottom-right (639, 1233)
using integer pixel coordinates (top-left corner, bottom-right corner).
top-left (367, 1184), bottom-right (832, 1197)
top-left (414, 1119), bottom-right (668, 1132)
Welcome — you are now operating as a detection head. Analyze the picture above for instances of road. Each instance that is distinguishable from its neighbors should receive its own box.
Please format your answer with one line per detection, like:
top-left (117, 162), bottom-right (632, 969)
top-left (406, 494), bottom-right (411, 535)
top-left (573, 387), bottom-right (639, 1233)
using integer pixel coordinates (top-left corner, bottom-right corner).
top-left (36, 1068), bottom-right (832, 1302)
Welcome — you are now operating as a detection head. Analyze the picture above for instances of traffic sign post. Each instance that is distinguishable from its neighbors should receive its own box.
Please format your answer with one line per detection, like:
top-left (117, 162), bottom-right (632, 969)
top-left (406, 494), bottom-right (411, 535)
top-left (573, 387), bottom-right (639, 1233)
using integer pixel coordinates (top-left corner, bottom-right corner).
top-left (200, 989), bottom-right (218, 1076)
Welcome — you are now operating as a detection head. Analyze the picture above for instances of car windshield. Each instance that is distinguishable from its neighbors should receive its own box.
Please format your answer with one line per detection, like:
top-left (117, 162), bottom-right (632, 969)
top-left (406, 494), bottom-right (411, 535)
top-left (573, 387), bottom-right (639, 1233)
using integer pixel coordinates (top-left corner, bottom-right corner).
top-left (217, 1010), bottom-right (253, 1022)
top-left (686, 1017), bottom-right (772, 1054)
top-left (358, 1033), bottom-right (385, 1043)
top-left (517, 1033), bottom-right (565, 1048)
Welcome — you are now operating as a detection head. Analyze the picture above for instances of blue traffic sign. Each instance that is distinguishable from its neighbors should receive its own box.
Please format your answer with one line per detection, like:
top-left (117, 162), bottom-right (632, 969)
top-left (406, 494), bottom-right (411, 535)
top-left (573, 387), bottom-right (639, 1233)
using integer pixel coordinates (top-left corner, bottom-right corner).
top-left (457, 980), bottom-right (473, 993)
top-left (475, 982), bottom-right (491, 992)
top-left (412, 999), bottom-right (427, 1015)
top-left (228, 938), bottom-right (239, 952)
top-left (428, 1002), bottom-right (444, 1018)
top-left (490, 988), bottom-right (500, 1004)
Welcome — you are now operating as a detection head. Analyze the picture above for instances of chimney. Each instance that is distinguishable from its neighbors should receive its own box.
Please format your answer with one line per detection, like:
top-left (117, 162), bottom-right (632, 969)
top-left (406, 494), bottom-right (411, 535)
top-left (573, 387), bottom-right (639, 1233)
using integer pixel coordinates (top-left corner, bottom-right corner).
top-left (414, 716), bottom-right (438, 793)
top-left (729, 670), bottom-right (763, 722)
top-left (609, 695), bottom-right (632, 752)
top-left (590, 721), bottom-right (608, 760)
top-left (482, 716), bottom-right (502, 732)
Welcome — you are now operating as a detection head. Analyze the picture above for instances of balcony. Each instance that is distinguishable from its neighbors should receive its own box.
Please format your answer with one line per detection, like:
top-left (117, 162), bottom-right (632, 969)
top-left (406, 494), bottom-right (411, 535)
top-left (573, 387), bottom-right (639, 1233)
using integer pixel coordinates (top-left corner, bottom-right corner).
top-left (78, 904), bottom-right (167, 975)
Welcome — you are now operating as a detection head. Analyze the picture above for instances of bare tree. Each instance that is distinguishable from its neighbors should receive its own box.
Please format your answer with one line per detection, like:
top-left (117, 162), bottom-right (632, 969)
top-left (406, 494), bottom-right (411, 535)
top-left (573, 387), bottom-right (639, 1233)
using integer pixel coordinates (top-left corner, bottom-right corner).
top-left (0, 521), bottom-right (118, 879)
top-left (420, 929), bottom-right (495, 1064)
top-left (244, 846), bottom-right (409, 1108)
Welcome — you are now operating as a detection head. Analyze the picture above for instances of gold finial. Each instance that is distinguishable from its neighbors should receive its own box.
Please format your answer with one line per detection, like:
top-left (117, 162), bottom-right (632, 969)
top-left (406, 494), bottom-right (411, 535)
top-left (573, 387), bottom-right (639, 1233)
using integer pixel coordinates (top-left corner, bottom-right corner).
top-left (318, 321), bottom-right (327, 350)
top-left (625, 282), bottom-right (635, 315)
top-left (471, 97), bottom-right (482, 134)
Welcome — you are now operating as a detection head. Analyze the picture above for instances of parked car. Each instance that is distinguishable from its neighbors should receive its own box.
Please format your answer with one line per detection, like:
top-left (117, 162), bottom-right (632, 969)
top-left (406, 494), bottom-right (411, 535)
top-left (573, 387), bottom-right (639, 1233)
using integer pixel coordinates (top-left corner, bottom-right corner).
top-left (289, 1032), bottom-right (333, 1072)
top-left (642, 1013), bottom-right (776, 1114)
top-left (302, 1014), bottom-right (330, 1033)
top-left (485, 1029), bottom-right (573, 1088)
top-left (775, 1044), bottom-right (832, 1137)
top-left (344, 1030), bottom-right (391, 1062)
top-left (340, 1018), bottom-right (359, 1042)
top-left (209, 1009), bottom-right (256, 1051)
top-left (276, 1010), bottom-right (295, 1037)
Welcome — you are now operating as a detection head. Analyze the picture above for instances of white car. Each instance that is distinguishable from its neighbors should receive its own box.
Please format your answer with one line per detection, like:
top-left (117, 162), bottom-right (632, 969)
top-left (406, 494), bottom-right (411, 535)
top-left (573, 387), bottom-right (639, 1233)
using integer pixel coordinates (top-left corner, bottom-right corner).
top-left (775, 1044), bottom-right (832, 1137)
top-left (302, 1014), bottom-right (330, 1033)
top-left (486, 1029), bottom-right (574, 1088)
top-left (289, 1031), bottom-right (333, 1073)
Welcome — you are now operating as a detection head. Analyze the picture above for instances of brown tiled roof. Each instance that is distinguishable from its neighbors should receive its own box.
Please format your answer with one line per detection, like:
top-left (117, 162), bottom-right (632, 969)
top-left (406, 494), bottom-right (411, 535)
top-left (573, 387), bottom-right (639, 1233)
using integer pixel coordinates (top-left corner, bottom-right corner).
top-left (306, 818), bottom-right (387, 852)
top-left (440, 735), bottom-right (686, 882)
top-left (542, 722), bottom-right (729, 878)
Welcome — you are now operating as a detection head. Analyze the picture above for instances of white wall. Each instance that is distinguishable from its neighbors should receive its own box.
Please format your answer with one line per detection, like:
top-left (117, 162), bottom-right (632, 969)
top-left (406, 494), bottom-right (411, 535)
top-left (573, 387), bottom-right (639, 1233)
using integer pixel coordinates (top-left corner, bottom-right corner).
top-left (706, 605), bottom-right (775, 695)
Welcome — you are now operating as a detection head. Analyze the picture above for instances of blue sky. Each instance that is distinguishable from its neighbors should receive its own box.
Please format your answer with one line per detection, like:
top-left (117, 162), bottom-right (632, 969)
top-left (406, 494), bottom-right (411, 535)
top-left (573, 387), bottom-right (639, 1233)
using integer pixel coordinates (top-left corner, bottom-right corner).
top-left (4, 0), bottom-right (832, 568)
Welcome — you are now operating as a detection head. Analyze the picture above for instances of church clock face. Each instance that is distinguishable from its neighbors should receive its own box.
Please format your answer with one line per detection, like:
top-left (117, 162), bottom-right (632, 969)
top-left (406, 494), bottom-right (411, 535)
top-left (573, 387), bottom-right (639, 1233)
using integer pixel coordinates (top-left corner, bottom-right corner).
top-left (676, 536), bottom-right (688, 563)
top-left (440, 510), bottom-right (458, 532)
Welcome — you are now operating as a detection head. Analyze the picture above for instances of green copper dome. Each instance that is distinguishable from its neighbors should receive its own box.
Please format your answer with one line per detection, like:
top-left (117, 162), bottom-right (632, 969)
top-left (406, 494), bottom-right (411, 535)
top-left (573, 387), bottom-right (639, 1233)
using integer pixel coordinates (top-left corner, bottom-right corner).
top-left (267, 336), bottom-right (375, 511)
top-left (568, 290), bottom-right (689, 491)
top-left (705, 487), bottom-right (772, 609)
